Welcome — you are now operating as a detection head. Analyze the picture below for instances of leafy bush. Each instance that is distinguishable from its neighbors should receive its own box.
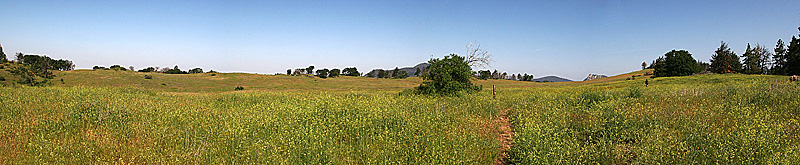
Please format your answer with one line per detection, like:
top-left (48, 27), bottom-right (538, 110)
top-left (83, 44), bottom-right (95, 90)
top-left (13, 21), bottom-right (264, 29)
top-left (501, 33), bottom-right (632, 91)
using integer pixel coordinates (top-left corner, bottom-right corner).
top-left (144, 75), bottom-right (153, 79)
top-left (652, 50), bottom-right (701, 77)
top-left (211, 73), bottom-right (216, 76)
top-left (407, 54), bottom-right (481, 96)
top-left (138, 67), bottom-right (156, 72)
top-left (235, 86), bottom-right (245, 90)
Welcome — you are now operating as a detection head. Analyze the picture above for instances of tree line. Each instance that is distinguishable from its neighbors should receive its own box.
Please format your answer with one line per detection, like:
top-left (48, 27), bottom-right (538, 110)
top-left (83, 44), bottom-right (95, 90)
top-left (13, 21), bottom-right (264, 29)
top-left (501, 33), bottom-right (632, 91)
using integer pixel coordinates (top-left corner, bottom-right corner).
top-left (288, 66), bottom-right (361, 79)
top-left (0, 50), bottom-right (75, 86)
top-left (475, 69), bottom-right (535, 81)
top-left (650, 26), bottom-right (800, 77)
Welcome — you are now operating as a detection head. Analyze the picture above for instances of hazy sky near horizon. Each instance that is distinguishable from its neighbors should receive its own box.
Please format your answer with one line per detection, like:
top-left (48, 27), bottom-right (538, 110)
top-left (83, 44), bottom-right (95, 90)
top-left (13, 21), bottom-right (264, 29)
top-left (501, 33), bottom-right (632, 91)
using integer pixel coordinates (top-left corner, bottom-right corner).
top-left (1, 0), bottom-right (799, 80)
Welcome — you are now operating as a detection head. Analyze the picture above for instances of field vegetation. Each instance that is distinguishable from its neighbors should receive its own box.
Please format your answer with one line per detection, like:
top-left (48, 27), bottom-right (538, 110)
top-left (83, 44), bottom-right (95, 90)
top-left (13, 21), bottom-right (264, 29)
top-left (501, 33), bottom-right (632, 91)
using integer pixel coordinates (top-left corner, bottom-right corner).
top-left (2, 68), bottom-right (799, 163)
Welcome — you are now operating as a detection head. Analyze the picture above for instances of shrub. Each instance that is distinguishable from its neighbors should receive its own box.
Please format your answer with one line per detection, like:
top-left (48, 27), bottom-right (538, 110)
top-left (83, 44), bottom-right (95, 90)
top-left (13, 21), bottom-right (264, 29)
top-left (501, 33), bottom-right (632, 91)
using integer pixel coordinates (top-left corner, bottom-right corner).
top-left (211, 73), bottom-right (216, 76)
top-left (144, 75), bottom-right (153, 79)
top-left (0, 76), bottom-right (5, 81)
top-left (235, 86), bottom-right (245, 91)
top-left (407, 54), bottom-right (481, 96)
top-left (161, 83), bottom-right (166, 86)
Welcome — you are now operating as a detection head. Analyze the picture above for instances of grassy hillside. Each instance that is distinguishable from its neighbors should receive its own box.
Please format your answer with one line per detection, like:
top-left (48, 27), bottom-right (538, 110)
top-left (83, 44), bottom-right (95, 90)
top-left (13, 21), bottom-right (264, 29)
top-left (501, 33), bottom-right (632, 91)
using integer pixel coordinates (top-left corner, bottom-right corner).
top-left (2, 69), bottom-right (799, 163)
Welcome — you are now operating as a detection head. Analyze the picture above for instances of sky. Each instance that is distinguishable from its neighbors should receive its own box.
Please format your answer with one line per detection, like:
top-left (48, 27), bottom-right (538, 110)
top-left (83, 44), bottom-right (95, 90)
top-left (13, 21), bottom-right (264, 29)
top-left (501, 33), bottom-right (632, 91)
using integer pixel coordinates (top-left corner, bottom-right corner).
top-left (1, 0), bottom-right (799, 80)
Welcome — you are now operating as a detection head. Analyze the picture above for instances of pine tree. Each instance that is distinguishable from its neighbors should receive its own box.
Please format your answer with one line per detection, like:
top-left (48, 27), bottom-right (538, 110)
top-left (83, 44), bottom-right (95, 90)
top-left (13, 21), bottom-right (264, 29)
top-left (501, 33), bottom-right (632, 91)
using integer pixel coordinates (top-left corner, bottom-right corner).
top-left (0, 43), bottom-right (7, 63)
top-left (742, 43), bottom-right (763, 74)
top-left (710, 41), bottom-right (742, 74)
top-left (772, 39), bottom-right (788, 75)
top-left (786, 27), bottom-right (800, 75)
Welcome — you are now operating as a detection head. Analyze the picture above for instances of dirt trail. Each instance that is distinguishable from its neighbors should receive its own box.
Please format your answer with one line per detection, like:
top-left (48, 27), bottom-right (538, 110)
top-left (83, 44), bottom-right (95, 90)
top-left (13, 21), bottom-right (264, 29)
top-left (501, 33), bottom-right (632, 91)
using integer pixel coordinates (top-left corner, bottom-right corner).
top-left (495, 109), bottom-right (514, 165)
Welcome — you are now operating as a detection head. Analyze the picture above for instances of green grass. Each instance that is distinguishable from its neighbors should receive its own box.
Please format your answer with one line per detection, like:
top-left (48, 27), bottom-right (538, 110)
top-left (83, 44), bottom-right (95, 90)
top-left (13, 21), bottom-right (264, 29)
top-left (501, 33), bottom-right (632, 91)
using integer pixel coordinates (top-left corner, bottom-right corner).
top-left (2, 69), bottom-right (799, 163)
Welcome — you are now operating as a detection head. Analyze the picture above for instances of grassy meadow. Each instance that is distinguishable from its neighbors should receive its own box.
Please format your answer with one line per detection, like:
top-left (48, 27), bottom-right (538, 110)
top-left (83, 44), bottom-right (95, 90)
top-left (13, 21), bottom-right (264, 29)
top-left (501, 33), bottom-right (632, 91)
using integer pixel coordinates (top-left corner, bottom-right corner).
top-left (1, 69), bottom-right (799, 163)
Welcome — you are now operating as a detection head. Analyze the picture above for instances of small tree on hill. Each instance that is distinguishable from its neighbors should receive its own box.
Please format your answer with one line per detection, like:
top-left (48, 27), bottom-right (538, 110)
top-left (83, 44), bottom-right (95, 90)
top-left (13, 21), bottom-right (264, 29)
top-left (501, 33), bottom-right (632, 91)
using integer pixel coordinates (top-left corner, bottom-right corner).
top-left (415, 67), bottom-right (421, 76)
top-left (306, 66), bottom-right (315, 74)
top-left (642, 62), bottom-right (647, 70)
top-left (316, 68), bottom-right (329, 78)
top-left (343, 67), bottom-right (360, 76)
top-left (329, 68), bottom-right (340, 77)
top-left (188, 68), bottom-right (204, 74)
top-left (287, 69), bottom-right (292, 75)
top-left (0, 43), bottom-right (7, 63)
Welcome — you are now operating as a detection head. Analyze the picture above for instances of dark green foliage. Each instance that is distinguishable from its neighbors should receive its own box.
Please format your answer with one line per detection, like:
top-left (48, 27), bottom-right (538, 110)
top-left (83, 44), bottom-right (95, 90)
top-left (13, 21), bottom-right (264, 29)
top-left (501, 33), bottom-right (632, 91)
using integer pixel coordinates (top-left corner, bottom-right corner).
top-left (697, 60), bottom-right (710, 73)
top-left (391, 67), bottom-right (399, 78)
top-left (207, 70), bottom-right (218, 73)
top-left (10, 65), bottom-right (49, 86)
top-left (109, 65), bottom-right (127, 71)
top-left (93, 66), bottom-right (107, 70)
top-left (164, 65), bottom-right (187, 74)
top-left (235, 86), bottom-right (244, 90)
top-left (144, 75), bottom-right (153, 79)
top-left (772, 39), bottom-right (788, 75)
top-left (0, 44), bottom-right (7, 63)
top-left (188, 68), bottom-right (204, 74)
top-left (161, 83), bottom-right (166, 86)
top-left (377, 70), bottom-right (387, 78)
top-left (138, 67), bottom-right (156, 72)
top-left (741, 44), bottom-right (770, 74)
top-left (653, 50), bottom-right (700, 77)
top-left (306, 66), bottom-right (314, 74)
top-left (316, 68), bottom-right (329, 78)
top-left (21, 54), bottom-right (74, 71)
top-left (287, 69), bottom-right (292, 75)
top-left (394, 70), bottom-right (408, 79)
top-left (408, 54), bottom-right (481, 96)
top-left (786, 29), bottom-right (800, 75)
top-left (329, 69), bottom-right (340, 78)
top-left (710, 42), bottom-right (742, 74)
top-left (211, 73), bottom-right (216, 76)
top-left (342, 67), bottom-right (360, 76)
top-left (15, 52), bottom-right (23, 63)
top-left (478, 70), bottom-right (491, 80)
top-left (415, 68), bottom-right (421, 76)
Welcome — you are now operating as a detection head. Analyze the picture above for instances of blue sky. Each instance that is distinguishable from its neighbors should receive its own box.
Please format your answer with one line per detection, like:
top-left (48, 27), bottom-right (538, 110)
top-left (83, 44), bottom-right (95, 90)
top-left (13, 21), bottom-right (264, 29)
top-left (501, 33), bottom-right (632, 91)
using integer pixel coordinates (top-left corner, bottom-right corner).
top-left (1, 0), bottom-right (799, 80)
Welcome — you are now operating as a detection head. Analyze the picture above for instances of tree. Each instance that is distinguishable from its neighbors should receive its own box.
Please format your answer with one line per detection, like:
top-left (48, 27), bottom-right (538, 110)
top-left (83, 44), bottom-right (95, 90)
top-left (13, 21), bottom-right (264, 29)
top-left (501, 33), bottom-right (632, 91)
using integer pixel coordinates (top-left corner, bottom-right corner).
top-left (165, 65), bottom-right (186, 74)
top-left (502, 72), bottom-right (507, 79)
top-left (188, 68), bottom-right (204, 74)
top-left (343, 67), bottom-right (360, 76)
top-left (511, 74), bottom-right (517, 81)
top-left (316, 68), bottom-right (329, 78)
top-left (0, 43), bottom-right (6, 63)
top-left (754, 44), bottom-right (772, 74)
top-left (641, 62), bottom-right (647, 70)
top-left (492, 70), bottom-right (498, 79)
top-left (741, 43), bottom-right (768, 74)
top-left (394, 70), bottom-right (408, 79)
top-left (138, 67), bottom-right (156, 72)
top-left (15, 52), bottom-right (24, 63)
top-left (465, 43), bottom-right (493, 67)
top-left (287, 69), bottom-right (292, 75)
top-left (415, 67), bottom-right (421, 76)
top-left (306, 66), bottom-right (315, 74)
top-left (390, 67), bottom-right (399, 78)
top-left (109, 65), bottom-right (127, 71)
top-left (786, 27), bottom-right (800, 75)
top-left (478, 70), bottom-right (491, 80)
top-left (329, 68), bottom-right (341, 77)
top-left (697, 60), bottom-right (710, 73)
top-left (377, 70), bottom-right (386, 78)
top-left (710, 41), bottom-right (742, 74)
top-left (772, 39), bottom-right (788, 75)
top-left (523, 73), bottom-right (529, 81)
top-left (654, 50), bottom-right (700, 77)
top-left (410, 54), bottom-right (481, 96)
top-left (129, 66), bottom-right (135, 71)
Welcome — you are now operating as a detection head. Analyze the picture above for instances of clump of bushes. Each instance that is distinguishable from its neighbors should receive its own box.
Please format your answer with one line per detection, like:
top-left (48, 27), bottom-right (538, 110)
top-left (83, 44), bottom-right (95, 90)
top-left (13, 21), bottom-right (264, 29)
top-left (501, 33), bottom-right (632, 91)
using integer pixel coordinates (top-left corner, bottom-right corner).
top-left (144, 75), bottom-right (153, 79)
top-left (403, 54), bottom-right (481, 96)
top-left (235, 86), bottom-right (245, 91)
top-left (210, 73), bottom-right (216, 76)
top-left (0, 76), bottom-right (5, 81)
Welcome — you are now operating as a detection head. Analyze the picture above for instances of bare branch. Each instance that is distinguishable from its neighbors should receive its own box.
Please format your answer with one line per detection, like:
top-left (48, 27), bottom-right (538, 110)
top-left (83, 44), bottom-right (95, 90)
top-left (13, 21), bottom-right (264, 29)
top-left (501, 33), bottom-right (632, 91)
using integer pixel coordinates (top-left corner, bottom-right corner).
top-left (465, 42), bottom-right (493, 68)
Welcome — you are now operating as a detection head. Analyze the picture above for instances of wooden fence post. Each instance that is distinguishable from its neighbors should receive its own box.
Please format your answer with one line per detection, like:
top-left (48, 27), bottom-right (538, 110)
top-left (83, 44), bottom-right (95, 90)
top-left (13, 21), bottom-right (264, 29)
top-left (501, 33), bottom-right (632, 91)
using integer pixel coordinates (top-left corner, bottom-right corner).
top-left (493, 85), bottom-right (496, 100)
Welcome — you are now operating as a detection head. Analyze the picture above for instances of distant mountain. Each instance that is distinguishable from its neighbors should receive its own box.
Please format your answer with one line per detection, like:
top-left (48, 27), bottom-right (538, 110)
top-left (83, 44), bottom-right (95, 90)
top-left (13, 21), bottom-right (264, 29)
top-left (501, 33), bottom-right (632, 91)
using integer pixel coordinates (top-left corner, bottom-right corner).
top-left (364, 63), bottom-right (430, 77)
top-left (583, 74), bottom-right (608, 81)
top-left (533, 76), bottom-right (572, 82)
